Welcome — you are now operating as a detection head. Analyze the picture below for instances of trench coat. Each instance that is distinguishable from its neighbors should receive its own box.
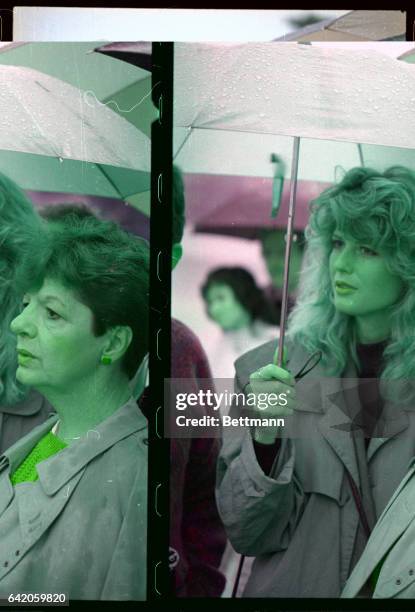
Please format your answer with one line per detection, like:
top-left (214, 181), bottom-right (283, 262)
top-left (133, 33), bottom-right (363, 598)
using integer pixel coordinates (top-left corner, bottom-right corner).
top-left (0, 390), bottom-right (54, 454)
top-left (342, 459), bottom-right (415, 598)
top-left (0, 397), bottom-right (147, 601)
top-left (216, 339), bottom-right (415, 598)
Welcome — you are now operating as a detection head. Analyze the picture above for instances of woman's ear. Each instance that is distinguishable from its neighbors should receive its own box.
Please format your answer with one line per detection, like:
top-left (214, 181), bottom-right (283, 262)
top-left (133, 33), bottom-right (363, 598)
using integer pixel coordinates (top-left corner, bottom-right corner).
top-left (102, 326), bottom-right (133, 364)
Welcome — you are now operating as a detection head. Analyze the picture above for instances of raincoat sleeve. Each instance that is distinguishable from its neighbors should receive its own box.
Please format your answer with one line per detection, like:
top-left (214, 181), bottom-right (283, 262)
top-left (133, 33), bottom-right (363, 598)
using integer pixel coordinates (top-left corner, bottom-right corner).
top-left (216, 370), bottom-right (306, 557)
top-left (100, 457), bottom-right (147, 601)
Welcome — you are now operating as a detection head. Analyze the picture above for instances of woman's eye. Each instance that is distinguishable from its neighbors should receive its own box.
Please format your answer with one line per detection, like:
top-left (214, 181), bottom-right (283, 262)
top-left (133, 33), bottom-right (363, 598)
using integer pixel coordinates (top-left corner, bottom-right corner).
top-left (46, 307), bottom-right (61, 320)
top-left (331, 239), bottom-right (343, 249)
top-left (360, 246), bottom-right (378, 256)
top-left (21, 301), bottom-right (29, 310)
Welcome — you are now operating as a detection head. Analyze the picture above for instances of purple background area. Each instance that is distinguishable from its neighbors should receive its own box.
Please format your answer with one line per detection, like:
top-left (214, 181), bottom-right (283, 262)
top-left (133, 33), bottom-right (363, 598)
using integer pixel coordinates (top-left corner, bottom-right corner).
top-left (184, 174), bottom-right (329, 237)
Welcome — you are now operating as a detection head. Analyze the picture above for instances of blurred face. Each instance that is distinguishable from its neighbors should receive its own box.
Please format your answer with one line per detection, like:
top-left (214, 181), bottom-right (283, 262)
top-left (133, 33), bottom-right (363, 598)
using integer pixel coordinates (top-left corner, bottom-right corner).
top-left (260, 230), bottom-right (303, 291)
top-left (329, 230), bottom-right (404, 320)
top-left (205, 284), bottom-right (250, 331)
top-left (10, 278), bottom-right (108, 393)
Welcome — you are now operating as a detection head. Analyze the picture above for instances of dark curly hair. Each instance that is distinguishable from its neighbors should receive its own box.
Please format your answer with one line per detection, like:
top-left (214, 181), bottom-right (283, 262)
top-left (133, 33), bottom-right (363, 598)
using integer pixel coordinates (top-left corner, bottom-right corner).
top-left (14, 215), bottom-right (149, 379)
top-left (201, 267), bottom-right (279, 325)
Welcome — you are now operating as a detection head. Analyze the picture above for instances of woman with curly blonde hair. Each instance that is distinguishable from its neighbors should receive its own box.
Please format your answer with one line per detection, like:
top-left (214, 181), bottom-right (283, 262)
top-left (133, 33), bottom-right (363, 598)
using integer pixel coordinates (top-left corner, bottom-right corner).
top-left (217, 165), bottom-right (415, 599)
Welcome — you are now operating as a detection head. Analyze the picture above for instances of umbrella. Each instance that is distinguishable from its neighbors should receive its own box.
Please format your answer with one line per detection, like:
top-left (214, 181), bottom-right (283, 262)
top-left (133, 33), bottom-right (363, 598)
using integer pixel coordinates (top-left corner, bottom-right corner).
top-left (95, 41), bottom-right (152, 71)
top-left (0, 63), bottom-right (150, 199)
top-left (174, 42), bottom-right (415, 358)
top-left (184, 174), bottom-right (328, 238)
top-left (0, 42), bottom-right (156, 137)
top-left (275, 10), bottom-right (406, 42)
top-left (399, 47), bottom-right (415, 63)
top-left (0, 41), bottom-right (154, 213)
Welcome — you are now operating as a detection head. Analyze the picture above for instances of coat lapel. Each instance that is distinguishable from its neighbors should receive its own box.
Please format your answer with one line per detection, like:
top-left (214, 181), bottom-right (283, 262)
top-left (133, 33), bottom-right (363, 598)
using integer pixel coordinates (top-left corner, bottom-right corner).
top-left (36, 398), bottom-right (146, 495)
top-left (366, 400), bottom-right (411, 462)
top-left (343, 465), bottom-right (415, 597)
top-left (0, 416), bottom-right (58, 523)
top-left (1, 416), bottom-right (59, 474)
top-left (317, 373), bottom-right (361, 486)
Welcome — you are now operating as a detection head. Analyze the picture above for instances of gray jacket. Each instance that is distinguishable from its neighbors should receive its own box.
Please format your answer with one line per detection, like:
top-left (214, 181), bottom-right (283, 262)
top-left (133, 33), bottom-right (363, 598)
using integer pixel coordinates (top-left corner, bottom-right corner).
top-left (0, 391), bottom-right (54, 454)
top-left (0, 398), bottom-right (147, 601)
top-left (217, 340), bottom-right (415, 598)
top-left (342, 460), bottom-right (415, 598)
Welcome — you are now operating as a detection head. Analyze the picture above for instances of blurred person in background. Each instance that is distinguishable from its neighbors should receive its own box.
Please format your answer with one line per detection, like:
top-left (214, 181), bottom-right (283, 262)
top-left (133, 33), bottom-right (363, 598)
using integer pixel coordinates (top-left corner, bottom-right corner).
top-left (260, 228), bottom-right (305, 320)
top-left (0, 173), bottom-right (53, 453)
top-left (167, 165), bottom-right (227, 597)
top-left (201, 267), bottom-right (279, 381)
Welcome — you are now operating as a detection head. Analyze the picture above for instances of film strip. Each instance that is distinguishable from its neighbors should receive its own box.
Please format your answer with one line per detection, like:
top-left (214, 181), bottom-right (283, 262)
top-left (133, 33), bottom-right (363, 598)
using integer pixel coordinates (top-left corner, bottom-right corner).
top-left (149, 42), bottom-right (172, 602)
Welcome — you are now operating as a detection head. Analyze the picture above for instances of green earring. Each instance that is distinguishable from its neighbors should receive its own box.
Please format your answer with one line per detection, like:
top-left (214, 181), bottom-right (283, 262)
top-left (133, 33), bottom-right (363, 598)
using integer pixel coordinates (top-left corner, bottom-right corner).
top-left (101, 355), bottom-right (112, 365)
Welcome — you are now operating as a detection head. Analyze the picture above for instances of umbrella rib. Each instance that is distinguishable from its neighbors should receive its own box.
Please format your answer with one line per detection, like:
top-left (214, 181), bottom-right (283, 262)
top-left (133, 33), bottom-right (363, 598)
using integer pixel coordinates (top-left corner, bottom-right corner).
top-left (97, 164), bottom-right (124, 199)
top-left (12, 88), bottom-right (62, 159)
top-left (173, 127), bottom-right (194, 160)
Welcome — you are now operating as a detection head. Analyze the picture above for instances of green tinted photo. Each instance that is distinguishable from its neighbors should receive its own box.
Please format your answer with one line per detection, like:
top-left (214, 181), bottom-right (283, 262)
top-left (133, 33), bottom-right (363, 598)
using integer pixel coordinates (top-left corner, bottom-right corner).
top-left (0, 42), bottom-right (152, 601)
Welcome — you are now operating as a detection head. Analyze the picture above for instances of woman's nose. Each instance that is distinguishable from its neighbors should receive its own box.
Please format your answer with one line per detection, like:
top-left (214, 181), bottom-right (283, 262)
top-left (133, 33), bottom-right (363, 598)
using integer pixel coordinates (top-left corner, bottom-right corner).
top-left (10, 309), bottom-right (36, 338)
top-left (333, 247), bottom-right (354, 273)
top-left (209, 302), bottom-right (222, 319)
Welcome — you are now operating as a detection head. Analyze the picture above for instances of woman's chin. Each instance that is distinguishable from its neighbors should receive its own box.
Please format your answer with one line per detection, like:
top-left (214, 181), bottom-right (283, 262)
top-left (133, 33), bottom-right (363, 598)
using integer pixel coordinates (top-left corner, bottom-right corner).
top-left (16, 366), bottom-right (38, 386)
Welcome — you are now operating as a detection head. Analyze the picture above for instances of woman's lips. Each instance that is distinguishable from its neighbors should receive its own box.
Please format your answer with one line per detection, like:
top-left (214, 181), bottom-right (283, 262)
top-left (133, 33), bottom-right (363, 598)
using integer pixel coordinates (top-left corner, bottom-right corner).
top-left (335, 281), bottom-right (357, 295)
top-left (17, 348), bottom-right (36, 358)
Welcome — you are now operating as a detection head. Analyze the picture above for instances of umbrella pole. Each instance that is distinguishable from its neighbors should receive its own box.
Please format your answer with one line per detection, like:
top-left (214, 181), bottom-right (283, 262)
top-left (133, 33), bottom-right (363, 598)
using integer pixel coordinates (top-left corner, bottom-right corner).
top-left (276, 136), bottom-right (300, 367)
top-left (232, 139), bottom-right (301, 599)
top-left (357, 142), bottom-right (364, 167)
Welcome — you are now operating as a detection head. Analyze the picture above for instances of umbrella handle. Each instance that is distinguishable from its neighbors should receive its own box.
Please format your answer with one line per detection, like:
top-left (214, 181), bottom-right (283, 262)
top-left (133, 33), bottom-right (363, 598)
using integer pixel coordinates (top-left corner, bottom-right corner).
top-left (270, 153), bottom-right (286, 218)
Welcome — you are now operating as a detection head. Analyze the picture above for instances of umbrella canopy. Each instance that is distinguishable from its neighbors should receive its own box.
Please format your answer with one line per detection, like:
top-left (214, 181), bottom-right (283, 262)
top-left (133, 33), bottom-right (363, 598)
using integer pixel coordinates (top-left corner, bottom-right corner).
top-left (95, 41), bottom-right (152, 71)
top-left (399, 47), bottom-right (415, 63)
top-left (275, 10), bottom-right (406, 42)
top-left (175, 43), bottom-right (415, 152)
top-left (186, 174), bottom-right (328, 238)
top-left (0, 63), bottom-right (150, 199)
top-left (174, 41), bottom-right (415, 369)
top-left (174, 43), bottom-right (415, 181)
top-left (0, 41), bottom-right (155, 137)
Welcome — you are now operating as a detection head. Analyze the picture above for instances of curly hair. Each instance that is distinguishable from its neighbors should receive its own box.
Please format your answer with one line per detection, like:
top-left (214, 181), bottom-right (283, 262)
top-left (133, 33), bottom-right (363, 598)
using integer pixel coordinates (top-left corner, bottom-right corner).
top-left (14, 216), bottom-right (149, 379)
top-left (0, 173), bottom-right (43, 405)
top-left (201, 267), bottom-right (279, 325)
top-left (287, 166), bottom-right (415, 403)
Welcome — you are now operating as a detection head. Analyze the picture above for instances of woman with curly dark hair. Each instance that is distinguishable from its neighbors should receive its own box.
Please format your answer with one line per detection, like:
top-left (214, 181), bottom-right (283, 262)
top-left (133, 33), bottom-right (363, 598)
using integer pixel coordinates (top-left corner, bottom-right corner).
top-left (201, 267), bottom-right (279, 380)
top-left (0, 215), bottom-right (149, 600)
